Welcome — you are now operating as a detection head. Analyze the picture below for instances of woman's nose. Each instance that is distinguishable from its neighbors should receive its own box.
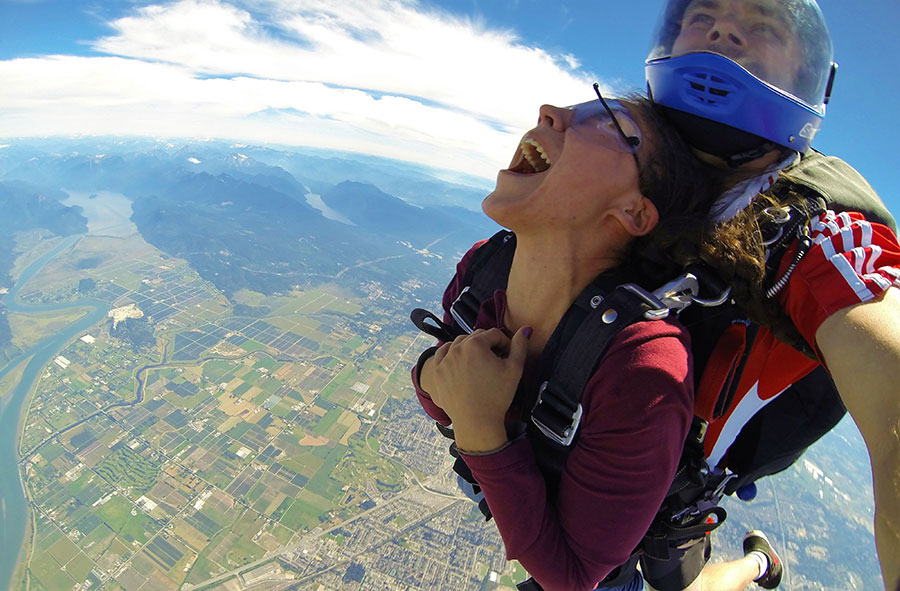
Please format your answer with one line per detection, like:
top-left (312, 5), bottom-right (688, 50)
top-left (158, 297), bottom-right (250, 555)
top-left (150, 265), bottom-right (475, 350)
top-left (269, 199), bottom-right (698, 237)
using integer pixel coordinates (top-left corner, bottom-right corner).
top-left (538, 104), bottom-right (570, 131)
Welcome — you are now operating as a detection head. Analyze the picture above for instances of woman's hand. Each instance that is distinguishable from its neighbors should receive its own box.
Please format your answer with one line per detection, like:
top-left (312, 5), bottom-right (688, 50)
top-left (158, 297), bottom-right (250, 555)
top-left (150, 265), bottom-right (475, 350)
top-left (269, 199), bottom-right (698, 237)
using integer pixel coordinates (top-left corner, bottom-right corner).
top-left (429, 326), bottom-right (531, 453)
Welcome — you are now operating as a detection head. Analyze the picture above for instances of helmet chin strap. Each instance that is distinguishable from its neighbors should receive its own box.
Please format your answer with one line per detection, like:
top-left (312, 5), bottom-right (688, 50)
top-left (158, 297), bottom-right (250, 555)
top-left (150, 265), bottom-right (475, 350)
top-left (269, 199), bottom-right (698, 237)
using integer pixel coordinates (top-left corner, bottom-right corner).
top-left (659, 106), bottom-right (795, 169)
top-left (723, 141), bottom-right (784, 168)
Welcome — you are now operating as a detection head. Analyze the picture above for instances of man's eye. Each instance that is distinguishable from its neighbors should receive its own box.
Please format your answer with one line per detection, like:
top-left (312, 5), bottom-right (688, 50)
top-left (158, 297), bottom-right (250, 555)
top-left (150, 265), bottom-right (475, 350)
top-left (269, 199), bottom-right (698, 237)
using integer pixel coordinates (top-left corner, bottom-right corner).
top-left (750, 22), bottom-right (784, 42)
top-left (686, 13), bottom-right (715, 27)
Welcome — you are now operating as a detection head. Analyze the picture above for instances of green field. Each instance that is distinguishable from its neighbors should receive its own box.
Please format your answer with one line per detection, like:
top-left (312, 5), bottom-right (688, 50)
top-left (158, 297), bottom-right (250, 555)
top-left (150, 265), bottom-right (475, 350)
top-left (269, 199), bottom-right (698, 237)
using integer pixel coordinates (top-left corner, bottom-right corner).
top-left (7, 308), bottom-right (90, 352)
top-left (280, 492), bottom-right (332, 531)
top-left (318, 364), bottom-right (357, 402)
top-left (202, 359), bottom-right (239, 382)
top-left (29, 552), bottom-right (77, 591)
top-left (240, 340), bottom-right (267, 352)
top-left (253, 356), bottom-right (282, 371)
top-left (312, 407), bottom-right (343, 437)
top-left (97, 495), bottom-right (133, 531)
top-left (306, 444), bottom-right (347, 500)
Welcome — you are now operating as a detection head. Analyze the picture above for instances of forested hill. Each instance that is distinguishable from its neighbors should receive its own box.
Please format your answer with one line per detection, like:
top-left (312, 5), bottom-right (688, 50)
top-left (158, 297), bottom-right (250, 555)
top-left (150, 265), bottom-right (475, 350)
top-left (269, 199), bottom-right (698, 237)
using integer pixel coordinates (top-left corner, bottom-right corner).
top-left (131, 173), bottom-right (495, 297)
top-left (0, 138), bottom-right (498, 301)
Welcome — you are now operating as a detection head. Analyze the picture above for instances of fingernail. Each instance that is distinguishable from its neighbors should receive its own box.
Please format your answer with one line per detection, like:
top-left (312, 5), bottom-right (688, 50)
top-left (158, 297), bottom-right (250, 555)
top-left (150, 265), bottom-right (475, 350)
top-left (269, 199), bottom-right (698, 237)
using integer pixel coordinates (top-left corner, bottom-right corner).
top-left (523, 326), bottom-right (533, 339)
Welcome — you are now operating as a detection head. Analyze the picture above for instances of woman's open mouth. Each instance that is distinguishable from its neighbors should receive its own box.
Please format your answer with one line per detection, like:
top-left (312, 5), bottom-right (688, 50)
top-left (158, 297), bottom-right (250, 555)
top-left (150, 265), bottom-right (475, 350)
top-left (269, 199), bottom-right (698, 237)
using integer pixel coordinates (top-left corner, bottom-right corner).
top-left (509, 137), bottom-right (551, 174)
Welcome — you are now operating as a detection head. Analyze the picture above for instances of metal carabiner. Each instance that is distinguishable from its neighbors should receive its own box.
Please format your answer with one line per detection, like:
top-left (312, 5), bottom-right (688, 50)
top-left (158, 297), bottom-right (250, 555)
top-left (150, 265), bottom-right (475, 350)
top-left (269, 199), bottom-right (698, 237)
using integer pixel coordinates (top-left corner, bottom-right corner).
top-left (652, 272), bottom-right (700, 313)
top-left (760, 206), bottom-right (792, 246)
top-left (690, 285), bottom-right (732, 307)
top-left (621, 283), bottom-right (671, 320)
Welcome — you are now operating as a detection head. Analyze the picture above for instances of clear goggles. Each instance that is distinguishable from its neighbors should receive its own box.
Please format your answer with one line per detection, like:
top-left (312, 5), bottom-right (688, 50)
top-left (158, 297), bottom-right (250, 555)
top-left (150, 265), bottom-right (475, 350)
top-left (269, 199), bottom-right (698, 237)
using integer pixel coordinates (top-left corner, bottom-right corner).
top-left (564, 97), bottom-right (642, 155)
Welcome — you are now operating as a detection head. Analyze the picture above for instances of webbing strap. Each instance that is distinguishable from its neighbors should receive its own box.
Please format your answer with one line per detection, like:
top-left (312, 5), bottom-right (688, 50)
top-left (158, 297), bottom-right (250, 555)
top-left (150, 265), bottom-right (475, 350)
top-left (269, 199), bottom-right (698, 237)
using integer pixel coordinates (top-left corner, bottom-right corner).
top-left (449, 231), bottom-right (515, 334)
top-left (516, 578), bottom-right (542, 591)
top-left (643, 506), bottom-right (727, 561)
top-left (410, 308), bottom-right (460, 342)
top-left (529, 284), bottom-right (660, 482)
top-left (547, 285), bottom-right (656, 398)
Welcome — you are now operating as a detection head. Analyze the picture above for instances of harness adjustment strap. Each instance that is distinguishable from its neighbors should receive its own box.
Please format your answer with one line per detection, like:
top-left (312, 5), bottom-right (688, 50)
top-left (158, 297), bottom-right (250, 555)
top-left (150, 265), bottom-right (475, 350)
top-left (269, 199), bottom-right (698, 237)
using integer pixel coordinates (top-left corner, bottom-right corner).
top-left (410, 308), bottom-right (461, 342)
top-left (477, 497), bottom-right (491, 521)
top-left (532, 381), bottom-right (584, 446)
top-left (643, 506), bottom-right (727, 561)
top-left (435, 421), bottom-right (455, 440)
top-left (529, 285), bottom-right (660, 448)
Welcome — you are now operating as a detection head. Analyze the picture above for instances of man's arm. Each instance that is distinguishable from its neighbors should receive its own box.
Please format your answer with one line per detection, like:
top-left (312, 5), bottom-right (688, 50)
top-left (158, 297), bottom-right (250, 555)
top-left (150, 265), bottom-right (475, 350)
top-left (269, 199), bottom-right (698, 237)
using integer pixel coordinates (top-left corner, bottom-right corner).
top-left (816, 287), bottom-right (900, 590)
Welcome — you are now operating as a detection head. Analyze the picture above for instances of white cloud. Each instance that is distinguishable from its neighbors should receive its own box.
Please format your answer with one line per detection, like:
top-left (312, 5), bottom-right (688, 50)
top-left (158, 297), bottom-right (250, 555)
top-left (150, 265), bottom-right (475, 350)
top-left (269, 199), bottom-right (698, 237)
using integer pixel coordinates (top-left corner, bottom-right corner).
top-left (0, 0), bottom-right (601, 179)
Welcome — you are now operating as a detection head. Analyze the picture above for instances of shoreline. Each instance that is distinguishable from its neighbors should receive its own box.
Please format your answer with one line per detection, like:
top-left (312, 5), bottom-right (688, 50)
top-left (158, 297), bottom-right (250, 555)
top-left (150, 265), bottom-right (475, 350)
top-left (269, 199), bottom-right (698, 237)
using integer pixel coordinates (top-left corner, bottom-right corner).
top-left (0, 234), bottom-right (106, 590)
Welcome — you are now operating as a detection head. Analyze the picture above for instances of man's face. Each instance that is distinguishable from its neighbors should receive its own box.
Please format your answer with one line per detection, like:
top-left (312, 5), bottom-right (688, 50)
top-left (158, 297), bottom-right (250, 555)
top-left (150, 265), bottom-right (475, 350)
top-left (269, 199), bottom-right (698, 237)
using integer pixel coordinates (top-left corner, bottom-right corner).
top-left (672, 0), bottom-right (802, 94)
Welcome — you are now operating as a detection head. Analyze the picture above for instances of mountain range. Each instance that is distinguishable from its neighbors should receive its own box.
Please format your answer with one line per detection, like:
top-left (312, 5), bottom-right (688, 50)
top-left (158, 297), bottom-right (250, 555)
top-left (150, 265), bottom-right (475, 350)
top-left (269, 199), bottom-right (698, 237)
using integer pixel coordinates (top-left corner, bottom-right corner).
top-left (0, 138), bottom-right (499, 360)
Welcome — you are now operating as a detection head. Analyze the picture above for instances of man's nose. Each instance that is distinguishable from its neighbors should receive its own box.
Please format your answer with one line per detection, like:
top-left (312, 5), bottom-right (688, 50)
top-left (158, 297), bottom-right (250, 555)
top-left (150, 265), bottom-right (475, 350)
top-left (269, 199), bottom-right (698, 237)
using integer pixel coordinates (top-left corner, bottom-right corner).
top-left (706, 17), bottom-right (745, 49)
top-left (538, 104), bottom-right (571, 131)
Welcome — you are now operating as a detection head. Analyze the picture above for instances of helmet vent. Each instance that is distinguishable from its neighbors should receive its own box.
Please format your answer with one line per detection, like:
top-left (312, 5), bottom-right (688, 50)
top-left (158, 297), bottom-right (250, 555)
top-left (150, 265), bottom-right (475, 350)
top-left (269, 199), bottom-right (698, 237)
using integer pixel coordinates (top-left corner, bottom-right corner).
top-left (683, 71), bottom-right (738, 108)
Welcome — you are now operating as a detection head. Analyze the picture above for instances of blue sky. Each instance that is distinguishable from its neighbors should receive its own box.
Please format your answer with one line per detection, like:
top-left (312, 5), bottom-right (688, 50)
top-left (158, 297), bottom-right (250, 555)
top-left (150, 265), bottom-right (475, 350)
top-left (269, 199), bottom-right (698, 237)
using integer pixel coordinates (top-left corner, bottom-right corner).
top-left (1, 0), bottom-right (898, 212)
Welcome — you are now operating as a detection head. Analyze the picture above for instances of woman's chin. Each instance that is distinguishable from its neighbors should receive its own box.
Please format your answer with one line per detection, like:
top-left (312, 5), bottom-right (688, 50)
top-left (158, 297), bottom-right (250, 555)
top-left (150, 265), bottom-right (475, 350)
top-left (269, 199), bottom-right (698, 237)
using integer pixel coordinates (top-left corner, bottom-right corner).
top-left (482, 193), bottom-right (522, 230)
top-left (481, 168), bottom-right (548, 228)
top-left (481, 191), bottom-right (502, 222)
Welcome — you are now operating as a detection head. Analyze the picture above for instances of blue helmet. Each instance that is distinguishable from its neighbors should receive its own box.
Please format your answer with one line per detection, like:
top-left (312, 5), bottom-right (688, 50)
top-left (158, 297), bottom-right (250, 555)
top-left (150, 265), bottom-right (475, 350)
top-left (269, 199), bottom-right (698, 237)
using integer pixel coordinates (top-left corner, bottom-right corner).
top-left (645, 0), bottom-right (836, 163)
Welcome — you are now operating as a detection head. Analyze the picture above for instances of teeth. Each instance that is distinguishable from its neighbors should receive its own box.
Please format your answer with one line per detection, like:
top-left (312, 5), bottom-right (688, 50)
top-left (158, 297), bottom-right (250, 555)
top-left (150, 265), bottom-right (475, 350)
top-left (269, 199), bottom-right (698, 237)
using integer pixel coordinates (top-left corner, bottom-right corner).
top-left (520, 137), bottom-right (551, 173)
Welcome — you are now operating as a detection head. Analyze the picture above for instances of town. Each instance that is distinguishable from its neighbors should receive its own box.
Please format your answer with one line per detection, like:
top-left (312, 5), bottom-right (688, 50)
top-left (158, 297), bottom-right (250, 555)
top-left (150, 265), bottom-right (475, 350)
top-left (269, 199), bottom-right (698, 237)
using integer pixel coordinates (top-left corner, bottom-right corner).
top-left (13, 235), bottom-right (519, 591)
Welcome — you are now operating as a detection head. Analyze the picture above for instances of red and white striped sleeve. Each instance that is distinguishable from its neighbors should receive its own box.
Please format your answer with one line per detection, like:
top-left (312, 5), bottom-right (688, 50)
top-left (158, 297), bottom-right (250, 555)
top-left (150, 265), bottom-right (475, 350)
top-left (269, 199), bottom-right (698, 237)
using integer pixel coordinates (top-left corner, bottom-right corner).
top-left (778, 209), bottom-right (900, 351)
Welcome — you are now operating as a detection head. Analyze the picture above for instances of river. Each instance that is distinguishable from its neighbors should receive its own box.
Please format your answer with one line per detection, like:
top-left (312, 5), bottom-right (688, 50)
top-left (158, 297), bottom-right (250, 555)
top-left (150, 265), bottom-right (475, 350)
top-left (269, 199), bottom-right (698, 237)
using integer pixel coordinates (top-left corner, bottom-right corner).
top-left (0, 235), bottom-right (110, 591)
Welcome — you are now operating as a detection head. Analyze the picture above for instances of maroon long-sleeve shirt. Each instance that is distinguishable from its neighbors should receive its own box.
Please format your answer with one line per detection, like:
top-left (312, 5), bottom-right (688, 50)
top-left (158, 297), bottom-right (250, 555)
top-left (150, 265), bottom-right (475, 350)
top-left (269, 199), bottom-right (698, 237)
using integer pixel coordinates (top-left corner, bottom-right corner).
top-left (411, 241), bottom-right (693, 590)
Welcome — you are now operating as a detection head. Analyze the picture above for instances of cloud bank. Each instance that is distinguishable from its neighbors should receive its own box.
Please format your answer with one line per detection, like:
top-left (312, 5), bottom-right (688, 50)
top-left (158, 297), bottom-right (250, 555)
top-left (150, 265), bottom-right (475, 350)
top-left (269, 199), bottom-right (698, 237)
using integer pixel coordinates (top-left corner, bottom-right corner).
top-left (0, 0), bottom-right (598, 179)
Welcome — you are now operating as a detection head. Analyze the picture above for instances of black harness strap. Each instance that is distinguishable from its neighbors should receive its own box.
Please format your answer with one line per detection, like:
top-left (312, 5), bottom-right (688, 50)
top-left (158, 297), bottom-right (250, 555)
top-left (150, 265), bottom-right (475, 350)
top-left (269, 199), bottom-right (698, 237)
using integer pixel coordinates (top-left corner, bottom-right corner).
top-left (410, 230), bottom-right (513, 343)
top-left (450, 231), bottom-right (515, 334)
top-left (409, 308), bottom-right (457, 342)
top-left (408, 232), bottom-right (729, 576)
top-left (527, 283), bottom-right (668, 485)
top-left (410, 230), bottom-right (515, 342)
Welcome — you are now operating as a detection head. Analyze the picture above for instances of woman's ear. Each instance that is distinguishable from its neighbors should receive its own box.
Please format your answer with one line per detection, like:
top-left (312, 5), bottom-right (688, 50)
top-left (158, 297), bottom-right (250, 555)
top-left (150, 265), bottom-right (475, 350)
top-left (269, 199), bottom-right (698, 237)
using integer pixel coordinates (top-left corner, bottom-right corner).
top-left (611, 196), bottom-right (659, 237)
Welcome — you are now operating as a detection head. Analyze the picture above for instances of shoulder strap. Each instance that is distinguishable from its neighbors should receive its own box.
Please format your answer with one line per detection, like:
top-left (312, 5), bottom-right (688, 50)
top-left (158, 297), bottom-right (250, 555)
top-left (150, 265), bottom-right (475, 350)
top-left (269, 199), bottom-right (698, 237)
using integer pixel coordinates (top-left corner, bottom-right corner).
top-left (449, 230), bottom-right (515, 334)
top-left (777, 150), bottom-right (896, 233)
top-left (409, 230), bottom-right (515, 341)
top-left (439, 276), bottom-right (673, 521)
top-left (528, 282), bottom-right (670, 483)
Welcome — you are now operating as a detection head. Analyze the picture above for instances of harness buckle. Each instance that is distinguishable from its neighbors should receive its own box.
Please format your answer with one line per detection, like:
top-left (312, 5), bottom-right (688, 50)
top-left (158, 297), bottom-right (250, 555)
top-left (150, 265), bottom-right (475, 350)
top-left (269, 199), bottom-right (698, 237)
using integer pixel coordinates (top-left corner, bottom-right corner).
top-left (532, 381), bottom-right (583, 446)
top-left (670, 469), bottom-right (737, 522)
top-left (449, 286), bottom-right (478, 334)
top-left (760, 206), bottom-right (792, 246)
top-left (620, 283), bottom-right (670, 320)
top-left (690, 285), bottom-right (732, 307)
top-left (711, 471), bottom-right (738, 500)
